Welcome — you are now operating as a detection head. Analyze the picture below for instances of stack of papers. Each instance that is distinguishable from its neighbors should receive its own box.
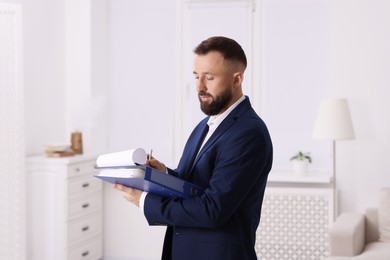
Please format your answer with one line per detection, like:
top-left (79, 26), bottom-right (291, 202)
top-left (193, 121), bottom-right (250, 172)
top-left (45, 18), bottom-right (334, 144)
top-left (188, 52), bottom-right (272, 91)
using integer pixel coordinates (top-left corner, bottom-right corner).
top-left (45, 143), bottom-right (75, 157)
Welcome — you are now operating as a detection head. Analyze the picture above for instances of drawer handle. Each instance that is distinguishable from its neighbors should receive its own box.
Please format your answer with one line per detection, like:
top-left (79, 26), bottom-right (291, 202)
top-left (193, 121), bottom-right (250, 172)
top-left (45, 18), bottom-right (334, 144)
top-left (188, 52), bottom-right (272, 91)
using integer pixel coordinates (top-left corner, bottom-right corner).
top-left (75, 167), bottom-right (80, 172)
top-left (82, 250), bottom-right (89, 257)
top-left (82, 203), bottom-right (90, 208)
top-left (82, 183), bottom-right (90, 188)
top-left (82, 226), bottom-right (89, 232)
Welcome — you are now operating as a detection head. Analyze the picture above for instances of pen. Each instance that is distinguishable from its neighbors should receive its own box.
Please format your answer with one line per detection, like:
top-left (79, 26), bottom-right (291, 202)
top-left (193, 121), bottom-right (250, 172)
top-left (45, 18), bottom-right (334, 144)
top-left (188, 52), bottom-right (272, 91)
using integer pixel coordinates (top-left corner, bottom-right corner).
top-left (149, 149), bottom-right (153, 160)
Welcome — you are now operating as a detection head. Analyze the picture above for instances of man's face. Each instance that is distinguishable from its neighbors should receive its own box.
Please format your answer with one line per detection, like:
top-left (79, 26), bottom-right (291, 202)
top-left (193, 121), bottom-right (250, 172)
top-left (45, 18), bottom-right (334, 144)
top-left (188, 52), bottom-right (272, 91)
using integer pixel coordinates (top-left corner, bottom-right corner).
top-left (193, 51), bottom-right (237, 116)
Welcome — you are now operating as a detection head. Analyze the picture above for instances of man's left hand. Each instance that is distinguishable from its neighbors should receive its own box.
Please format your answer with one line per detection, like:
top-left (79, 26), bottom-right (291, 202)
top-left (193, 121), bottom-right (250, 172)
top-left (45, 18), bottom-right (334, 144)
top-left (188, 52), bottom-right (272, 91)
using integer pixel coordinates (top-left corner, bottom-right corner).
top-left (113, 184), bottom-right (143, 207)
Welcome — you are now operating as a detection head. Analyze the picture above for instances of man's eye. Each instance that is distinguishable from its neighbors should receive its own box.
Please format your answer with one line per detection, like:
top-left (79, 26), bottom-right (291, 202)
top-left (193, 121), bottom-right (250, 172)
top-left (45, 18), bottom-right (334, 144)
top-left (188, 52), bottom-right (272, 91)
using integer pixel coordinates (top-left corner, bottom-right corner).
top-left (206, 76), bottom-right (214, 80)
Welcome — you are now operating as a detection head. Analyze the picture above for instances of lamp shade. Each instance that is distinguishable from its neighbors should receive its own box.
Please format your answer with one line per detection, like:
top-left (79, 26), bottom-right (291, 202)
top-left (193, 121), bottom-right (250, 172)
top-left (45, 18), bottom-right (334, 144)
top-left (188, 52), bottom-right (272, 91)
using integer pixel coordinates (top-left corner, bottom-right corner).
top-left (312, 98), bottom-right (355, 140)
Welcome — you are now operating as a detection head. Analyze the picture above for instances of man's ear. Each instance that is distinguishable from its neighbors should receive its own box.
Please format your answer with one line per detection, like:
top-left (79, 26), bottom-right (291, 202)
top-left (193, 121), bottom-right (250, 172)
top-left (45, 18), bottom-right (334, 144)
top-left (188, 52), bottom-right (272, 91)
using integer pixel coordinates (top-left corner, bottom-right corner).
top-left (233, 72), bottom-right (244, 87)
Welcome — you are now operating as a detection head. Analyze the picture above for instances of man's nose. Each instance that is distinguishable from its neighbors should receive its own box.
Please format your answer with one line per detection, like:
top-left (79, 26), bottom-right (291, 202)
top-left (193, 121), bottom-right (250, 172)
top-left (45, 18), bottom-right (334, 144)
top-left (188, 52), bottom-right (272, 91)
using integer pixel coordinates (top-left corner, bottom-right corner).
top-left (196, 78), bottom-right (207, 92)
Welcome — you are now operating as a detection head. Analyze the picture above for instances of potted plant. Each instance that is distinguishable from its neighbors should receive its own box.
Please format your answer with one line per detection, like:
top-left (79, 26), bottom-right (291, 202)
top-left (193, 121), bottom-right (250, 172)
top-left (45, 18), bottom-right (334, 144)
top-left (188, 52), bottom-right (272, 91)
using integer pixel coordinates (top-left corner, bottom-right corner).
top-left (290, 151), bottom-right (312, 175)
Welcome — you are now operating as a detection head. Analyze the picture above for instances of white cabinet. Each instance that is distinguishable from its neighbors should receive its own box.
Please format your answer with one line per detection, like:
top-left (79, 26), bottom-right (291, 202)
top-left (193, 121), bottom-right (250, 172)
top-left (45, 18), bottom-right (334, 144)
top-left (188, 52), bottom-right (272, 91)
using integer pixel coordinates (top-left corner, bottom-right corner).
top-left (26, 155), bottom-right (103, 260)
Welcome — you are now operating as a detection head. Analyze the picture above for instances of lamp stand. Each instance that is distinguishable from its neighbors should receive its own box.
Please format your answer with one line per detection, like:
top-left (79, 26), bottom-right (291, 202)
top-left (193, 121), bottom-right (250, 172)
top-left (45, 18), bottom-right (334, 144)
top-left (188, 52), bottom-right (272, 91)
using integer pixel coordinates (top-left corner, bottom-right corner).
top-left (332, 140), bottom-right (337, 221)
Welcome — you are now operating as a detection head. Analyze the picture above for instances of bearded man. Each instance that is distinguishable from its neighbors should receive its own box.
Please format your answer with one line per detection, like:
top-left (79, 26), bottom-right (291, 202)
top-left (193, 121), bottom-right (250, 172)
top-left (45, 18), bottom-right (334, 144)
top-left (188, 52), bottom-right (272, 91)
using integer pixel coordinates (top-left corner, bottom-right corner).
top-left (114, 36), bottom-right (273, 260)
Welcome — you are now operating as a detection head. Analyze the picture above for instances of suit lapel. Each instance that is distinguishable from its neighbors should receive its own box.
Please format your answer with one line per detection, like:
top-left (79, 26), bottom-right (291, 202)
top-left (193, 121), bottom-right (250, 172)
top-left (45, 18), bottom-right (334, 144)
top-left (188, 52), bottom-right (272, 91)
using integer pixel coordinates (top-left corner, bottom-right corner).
top-left (184, 122), bottom-right (209, 179)
top-left (187, 117), bottom-right (233, 176)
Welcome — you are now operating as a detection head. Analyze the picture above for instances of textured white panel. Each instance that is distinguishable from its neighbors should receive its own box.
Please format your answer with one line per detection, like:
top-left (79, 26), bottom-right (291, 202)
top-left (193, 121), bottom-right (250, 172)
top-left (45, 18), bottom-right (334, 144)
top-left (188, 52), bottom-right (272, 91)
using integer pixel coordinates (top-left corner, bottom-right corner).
top-left (0, 4), bottom-right (24, 260)
top-left (256, 187), bottom-right (333, 260)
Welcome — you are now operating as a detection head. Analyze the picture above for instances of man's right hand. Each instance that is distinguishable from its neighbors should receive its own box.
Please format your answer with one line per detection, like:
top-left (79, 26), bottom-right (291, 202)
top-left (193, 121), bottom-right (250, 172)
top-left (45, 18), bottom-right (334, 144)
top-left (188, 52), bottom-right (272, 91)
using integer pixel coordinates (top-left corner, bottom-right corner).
top-left (146, 158), bottom-right (167, 173)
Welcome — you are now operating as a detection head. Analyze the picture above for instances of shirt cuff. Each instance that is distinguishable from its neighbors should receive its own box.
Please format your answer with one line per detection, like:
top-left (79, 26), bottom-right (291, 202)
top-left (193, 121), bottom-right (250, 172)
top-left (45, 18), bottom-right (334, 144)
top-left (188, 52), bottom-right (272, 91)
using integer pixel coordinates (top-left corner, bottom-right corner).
top-left (139, 191), bottom-right (148, 214)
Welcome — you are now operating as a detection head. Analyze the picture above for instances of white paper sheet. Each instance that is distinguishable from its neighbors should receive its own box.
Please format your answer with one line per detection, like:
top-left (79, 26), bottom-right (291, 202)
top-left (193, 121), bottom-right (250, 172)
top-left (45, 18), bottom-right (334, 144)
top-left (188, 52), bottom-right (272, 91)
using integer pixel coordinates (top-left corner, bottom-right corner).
top-left (96, 148), bottom-right (147, 167)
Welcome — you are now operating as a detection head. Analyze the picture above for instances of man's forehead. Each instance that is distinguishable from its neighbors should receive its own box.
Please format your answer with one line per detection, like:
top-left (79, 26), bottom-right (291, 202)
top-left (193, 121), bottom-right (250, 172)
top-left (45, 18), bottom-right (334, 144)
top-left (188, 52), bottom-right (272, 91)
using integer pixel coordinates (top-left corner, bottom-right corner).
top-left (193, 55), bottom-right (235, 75)
top-left (194, 52), bottom-right (226, 67)
top-left (194, 51), bottom-right (224, 61)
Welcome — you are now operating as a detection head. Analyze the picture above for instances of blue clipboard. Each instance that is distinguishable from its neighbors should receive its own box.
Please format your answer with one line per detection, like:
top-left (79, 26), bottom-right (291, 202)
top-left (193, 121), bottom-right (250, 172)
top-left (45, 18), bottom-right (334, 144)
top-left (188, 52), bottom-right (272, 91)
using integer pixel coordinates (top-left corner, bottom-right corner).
top-left (94, 165), bottom-right (204, 198)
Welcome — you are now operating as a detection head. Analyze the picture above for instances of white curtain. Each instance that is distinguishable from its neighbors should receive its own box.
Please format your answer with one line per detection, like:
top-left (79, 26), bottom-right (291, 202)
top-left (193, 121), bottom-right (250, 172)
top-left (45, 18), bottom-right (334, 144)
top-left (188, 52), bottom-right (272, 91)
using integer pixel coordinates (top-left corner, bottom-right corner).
top-left (0, 4), bottom-right (25, 260)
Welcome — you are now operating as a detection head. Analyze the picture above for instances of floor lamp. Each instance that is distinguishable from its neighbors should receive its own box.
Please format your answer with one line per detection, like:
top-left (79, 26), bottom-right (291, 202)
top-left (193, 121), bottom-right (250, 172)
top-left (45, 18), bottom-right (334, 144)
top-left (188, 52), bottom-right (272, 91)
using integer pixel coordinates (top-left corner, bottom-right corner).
top-left (312, 98), bottom-right (355, 221)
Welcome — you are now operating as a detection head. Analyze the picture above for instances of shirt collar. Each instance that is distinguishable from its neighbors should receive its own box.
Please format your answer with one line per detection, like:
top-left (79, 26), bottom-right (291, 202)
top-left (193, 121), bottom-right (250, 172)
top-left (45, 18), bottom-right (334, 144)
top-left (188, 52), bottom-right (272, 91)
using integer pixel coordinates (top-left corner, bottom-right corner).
top-left (207, 95), bottom-right (245, 128)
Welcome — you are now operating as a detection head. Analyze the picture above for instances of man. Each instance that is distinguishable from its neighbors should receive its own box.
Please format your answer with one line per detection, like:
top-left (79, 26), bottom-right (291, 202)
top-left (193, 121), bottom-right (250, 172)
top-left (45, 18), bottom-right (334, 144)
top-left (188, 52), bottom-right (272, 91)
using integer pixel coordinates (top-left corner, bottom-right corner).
top-left (114, 36), bottom-right (273, 260)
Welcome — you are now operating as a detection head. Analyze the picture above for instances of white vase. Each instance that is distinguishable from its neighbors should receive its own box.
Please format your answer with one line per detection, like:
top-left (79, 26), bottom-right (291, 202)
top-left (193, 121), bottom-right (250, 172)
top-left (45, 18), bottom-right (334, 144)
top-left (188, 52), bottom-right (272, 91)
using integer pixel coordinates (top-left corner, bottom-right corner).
top-left (292, 160), bottom-right (309, 176)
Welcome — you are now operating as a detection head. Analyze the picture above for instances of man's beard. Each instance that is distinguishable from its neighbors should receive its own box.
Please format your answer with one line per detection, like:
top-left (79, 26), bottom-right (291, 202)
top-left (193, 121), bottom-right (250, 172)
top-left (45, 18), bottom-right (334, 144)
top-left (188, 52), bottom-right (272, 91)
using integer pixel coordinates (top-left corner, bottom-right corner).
top-left (198, 89), bottom-right (233, 116)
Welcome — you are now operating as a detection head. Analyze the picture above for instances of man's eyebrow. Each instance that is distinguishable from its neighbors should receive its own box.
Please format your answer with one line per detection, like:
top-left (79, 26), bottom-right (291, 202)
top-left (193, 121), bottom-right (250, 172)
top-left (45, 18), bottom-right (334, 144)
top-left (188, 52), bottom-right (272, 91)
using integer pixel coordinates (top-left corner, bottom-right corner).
top-left (193, 71), bottom-right (213, 75)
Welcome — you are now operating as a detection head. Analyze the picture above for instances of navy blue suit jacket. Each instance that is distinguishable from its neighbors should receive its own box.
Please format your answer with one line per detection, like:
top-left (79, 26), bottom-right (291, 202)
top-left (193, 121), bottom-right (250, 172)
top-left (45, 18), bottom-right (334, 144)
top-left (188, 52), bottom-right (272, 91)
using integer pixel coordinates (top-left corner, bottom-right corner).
top-left (144, 97), bottom-right (273, 260)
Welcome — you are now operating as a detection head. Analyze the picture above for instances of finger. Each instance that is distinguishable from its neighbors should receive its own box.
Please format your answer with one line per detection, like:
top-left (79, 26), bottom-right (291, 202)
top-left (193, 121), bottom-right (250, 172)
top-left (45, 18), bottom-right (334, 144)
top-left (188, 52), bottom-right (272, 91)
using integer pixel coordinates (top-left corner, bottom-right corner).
top-left (121, 188), bottom-right (141, 207)
top-left (148, 160), bottom-right (166, 173)
top-left (146, 158), bottom-right (154, 166)
top-left (148, 159), bottom-right (161, 168)
top-left (117, 185), bottom-right (135, 195)
top-left (114, 184), bottom-right (135, 195)
top-left (113, 183), bottom-right (124, 191)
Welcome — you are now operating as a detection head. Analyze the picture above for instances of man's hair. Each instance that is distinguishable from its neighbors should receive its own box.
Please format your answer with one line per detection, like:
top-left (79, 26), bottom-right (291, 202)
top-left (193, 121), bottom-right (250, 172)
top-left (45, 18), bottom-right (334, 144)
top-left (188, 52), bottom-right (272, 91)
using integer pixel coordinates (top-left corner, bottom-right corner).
top-left (193, 36), bottom-right (247, 70)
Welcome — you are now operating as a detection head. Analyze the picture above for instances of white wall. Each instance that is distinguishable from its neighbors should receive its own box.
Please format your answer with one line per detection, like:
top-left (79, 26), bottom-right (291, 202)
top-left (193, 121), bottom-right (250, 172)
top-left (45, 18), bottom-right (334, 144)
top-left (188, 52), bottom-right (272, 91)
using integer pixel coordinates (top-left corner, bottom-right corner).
top-left (21, 0), bottom-right (67, 154)
top-left (21, 0), bottom-right (108, 156)
top-left (262, 0), bottom-right (332, 171)
top-left (330, 0), bottom-right (390, 213)
top-left (104, 0), bottom-right (175, 259)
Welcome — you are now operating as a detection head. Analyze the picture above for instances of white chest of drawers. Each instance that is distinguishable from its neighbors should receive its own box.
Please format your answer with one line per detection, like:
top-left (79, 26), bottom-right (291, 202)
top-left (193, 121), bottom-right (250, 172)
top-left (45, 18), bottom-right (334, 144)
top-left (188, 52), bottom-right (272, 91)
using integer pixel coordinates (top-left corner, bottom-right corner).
top-left (26, 155), bottom-right (103, 260)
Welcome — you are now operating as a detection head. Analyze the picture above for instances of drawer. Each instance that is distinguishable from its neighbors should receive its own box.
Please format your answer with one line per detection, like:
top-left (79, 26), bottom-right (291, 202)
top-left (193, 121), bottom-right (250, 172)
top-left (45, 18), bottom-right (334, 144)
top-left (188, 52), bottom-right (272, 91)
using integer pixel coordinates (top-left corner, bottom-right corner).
top-left (68, 161), bottom-right (97, 178)
top-left (68, 235), bottom-right (102, 260)
top-left (68, 175), bottom-right (102, 197)
top-left (68, 213), bottom-right (102, 244)
top-left (68, 192), bottom-right (102, 220)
